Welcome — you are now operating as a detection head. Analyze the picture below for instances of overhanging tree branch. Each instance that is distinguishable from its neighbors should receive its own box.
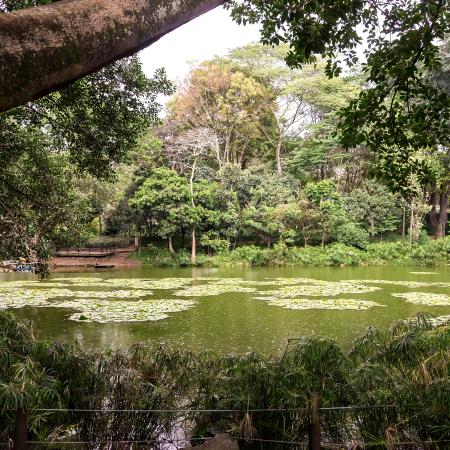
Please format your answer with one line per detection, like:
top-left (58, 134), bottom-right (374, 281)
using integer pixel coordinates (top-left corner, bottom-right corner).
top-left (0, 0), bottom-right (225, 112)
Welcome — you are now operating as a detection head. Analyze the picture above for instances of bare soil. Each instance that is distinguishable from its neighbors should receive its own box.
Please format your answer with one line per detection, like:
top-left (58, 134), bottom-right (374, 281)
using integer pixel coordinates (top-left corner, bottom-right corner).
top-left (50, 246), bottom-right (140, 271)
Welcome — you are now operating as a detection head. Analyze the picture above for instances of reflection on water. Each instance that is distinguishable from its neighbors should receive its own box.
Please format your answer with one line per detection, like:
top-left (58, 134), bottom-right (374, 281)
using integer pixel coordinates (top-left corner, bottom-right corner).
top-left (1, 265), bottom-right (449, 354)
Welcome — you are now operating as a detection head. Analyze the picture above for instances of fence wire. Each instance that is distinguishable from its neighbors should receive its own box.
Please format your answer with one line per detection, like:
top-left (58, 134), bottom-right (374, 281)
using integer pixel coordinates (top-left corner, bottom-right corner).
top-left (2, 405), bottom-right (448, 449)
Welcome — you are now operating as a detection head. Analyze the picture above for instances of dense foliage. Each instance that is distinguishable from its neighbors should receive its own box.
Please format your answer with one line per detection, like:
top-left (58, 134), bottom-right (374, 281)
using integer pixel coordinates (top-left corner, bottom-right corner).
top-left (0, 312), bottom-right (448, 447)
top-left (0, 56), bottom-right (173, 271)
top-left (103, 43), bottom-right (448, 264)
top-left (226, 0), bottom-right (450, 239)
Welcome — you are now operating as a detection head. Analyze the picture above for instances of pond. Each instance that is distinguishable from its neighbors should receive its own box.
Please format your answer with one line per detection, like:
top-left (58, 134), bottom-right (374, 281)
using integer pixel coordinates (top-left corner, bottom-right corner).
top-left (1, 266), bottom-right (449, 354)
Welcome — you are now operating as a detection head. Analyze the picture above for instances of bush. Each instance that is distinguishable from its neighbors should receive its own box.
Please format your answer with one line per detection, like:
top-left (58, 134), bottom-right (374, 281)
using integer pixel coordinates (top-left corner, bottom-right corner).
top-left (323, 243), bottom-right (363, 266)
top-left (333, 222), bottom-right (369, 249)
top-left (131, 237), bottom-right (450, 268)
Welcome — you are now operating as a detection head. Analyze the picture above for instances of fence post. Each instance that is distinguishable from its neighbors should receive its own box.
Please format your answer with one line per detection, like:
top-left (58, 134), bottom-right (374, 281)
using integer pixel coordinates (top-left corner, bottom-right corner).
top-left (308, 393), bottom-right (320, 450)
top-left (14, 407), bottom-right (27, 450)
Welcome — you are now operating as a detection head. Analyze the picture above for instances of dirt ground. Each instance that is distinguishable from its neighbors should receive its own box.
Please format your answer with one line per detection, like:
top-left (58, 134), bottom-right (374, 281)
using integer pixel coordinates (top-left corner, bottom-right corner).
top-left (49, 246), bottom-right (140, 271)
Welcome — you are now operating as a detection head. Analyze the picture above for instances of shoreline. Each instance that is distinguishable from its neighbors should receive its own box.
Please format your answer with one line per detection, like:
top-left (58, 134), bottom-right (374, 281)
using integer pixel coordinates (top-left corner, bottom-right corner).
top-left (50, 246), bottom-right (140, 271)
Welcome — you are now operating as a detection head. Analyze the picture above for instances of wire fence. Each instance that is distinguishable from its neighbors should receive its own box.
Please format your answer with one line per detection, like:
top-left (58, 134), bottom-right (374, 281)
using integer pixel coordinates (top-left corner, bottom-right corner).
top-left (2, 400), bottom-right (449, 449)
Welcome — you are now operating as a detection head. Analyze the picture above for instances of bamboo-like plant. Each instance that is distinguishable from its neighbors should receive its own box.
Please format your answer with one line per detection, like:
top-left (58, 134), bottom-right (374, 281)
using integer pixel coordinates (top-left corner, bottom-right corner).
top-left (0, 312), bottom-right (448, 448)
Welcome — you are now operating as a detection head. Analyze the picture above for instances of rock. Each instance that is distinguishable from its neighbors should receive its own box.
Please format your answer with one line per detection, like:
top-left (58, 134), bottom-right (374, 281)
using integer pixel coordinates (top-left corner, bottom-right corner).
top-left (182, 433), bottom-right (239, 449)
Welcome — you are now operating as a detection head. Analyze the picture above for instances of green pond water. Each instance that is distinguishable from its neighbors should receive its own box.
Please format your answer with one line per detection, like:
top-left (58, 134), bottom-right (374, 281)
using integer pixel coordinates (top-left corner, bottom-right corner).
top-left (1, 266), bottom-right (449, 354)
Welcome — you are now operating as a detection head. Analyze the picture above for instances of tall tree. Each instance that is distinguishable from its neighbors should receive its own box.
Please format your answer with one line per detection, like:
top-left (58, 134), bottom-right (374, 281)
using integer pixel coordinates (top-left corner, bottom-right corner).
top-left (222, 44), bottom-right (361, 174)
top-left (131, 168), bottom-right (191, 253)
top-left (160, 127), bottom-right (215, 262)
top-left (168, 63), bottom-right (274, 170)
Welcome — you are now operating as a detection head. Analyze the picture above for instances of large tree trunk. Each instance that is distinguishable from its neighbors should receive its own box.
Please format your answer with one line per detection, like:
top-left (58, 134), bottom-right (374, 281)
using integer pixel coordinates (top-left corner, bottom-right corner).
top-left (428, 190), bottom-right (448, 238)
top-left (438, 191), bottom-right (448, 237)
top-left (0, 0), bottom-right (224, 112)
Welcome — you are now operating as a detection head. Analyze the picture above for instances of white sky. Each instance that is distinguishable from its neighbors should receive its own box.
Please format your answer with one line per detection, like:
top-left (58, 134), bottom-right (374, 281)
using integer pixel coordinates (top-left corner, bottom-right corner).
top-left (139, 5), bottom-right (261, 86)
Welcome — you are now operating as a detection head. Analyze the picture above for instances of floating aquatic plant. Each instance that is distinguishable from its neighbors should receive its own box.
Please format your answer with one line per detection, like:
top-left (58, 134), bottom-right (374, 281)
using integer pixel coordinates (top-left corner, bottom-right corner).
top-left (105, 278), bottom-right (192, 290)
top-left (260, 277), bottom-right (329, 286)
top-left (59, 298), bottom-right (196, 323)
top-left (174, 283), bottom-right (257, 297)
top-left (257, 283), bottom-right (380, 298)
top-left (56, 277), bottom-right (105, 283)
top-left (0, 287), bottom-right (155, 301)
top-left (0, 280), bottom-right (69, 288)
top-left (348, 279), bottom-right (450, 288)
top-left (391, 292), bottom-right (450, 306)
top-left (0, 289), bottom-right (49, 308)
top-left (44, 289), bottom-right (154, 299)
top-left (254, 297), bottom-right (383, 310)
top-left (409, 272), bottom-right (438, 275)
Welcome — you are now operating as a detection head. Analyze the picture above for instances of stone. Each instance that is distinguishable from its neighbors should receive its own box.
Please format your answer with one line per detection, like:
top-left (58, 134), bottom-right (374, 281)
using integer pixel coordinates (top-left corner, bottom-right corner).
top-left (182, 433), bottom-right (239, 449)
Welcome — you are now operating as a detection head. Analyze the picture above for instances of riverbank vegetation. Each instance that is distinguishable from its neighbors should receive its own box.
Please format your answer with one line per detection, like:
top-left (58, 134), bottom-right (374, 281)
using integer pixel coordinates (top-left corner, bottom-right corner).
top-left (1, 312), bottom-right (448, 447)
top-left (133, 236), bottom-right (450, 268)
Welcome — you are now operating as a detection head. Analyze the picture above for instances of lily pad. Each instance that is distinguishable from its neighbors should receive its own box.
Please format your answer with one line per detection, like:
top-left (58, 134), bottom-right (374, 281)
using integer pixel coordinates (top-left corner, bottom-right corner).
top-left (259, 277), bottom-right (329, 286)
top-left (409, 272), bottom-right (438, 275)
top-left (174, 284), bottom-right (257, 297)
top-left (348, 279), bottom-right (450, 288)
top-left (0, 281), bottom-right (69, 288)
top-left (57, 277), bottom-right (105, 283)
top-left (43, 289), bottom-right (154, 299)
top-left (254, 297), bottom-right (383, 310)
top-left (391, 292), bottom-right (450, 306)
top-left (0, 289), bottom-right (50, 308)
top-left (257, 283), bottom-right (380, 298)
top-left (105, 278), bottom-right (192, 290)
top-left (59, 298), bottom-right (196, 323)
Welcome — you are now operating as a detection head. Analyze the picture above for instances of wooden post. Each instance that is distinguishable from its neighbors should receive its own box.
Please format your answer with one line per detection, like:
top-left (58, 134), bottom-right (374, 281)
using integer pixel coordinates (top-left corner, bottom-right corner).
top-left (308, 393), bottom-right (320, 450)
top-left (14, 407), bottom-right (27, 450)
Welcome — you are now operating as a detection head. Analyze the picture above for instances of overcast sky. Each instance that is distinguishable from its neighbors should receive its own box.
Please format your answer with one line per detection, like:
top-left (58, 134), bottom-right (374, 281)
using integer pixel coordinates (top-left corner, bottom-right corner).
top-left (139, 6), bottom-right (261, 85)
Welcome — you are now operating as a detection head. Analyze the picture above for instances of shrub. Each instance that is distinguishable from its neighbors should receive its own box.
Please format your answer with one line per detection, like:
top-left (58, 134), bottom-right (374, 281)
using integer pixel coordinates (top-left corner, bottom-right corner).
top-left (333, 222), bottom-right (369, 249)
top-left (131, 237), bottom-right (450, 268)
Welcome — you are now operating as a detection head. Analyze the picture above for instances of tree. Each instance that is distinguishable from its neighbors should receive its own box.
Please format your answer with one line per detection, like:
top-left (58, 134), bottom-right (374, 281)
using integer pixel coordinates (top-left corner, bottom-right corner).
top-left (160, 127), bottom-right (216, 262)
top-left (304, 180), bottom-right (343, 246)
top-left (0, 0), bottom-right (224, 111)
top-left (223, 44), bottom-right (361, 174)
top-left (228, 1), bottom-right (450, 188)
top-left (0, 55), bottom-right (170, 269)
top-left (376, 148), bottom-right (438, 242)
top-left (272, 197), bottom-right (323, 246)
top-left (344, 180), bottom-right (401, 238)
top-left (168, 63), bottom-right (274, 170)
top-left (131, 168), bottom-right (191, 253)
top-left (218, 166), bottom-right (298, 245)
